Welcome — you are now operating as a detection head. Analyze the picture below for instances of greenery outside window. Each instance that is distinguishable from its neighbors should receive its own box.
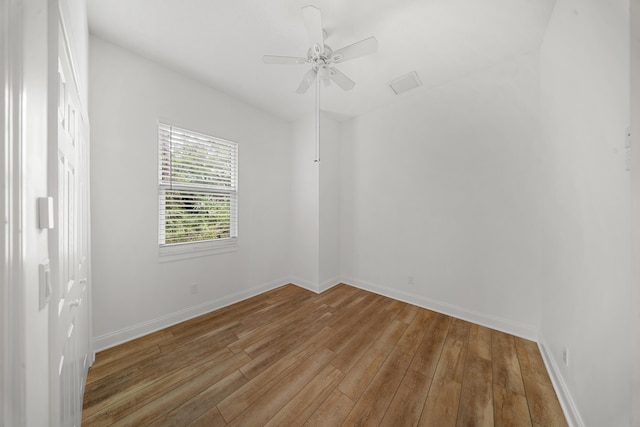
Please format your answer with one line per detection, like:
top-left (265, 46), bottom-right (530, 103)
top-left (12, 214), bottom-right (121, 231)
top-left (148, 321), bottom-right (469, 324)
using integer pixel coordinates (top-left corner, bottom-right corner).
top-left (158, 123), bottom-right (238, 259)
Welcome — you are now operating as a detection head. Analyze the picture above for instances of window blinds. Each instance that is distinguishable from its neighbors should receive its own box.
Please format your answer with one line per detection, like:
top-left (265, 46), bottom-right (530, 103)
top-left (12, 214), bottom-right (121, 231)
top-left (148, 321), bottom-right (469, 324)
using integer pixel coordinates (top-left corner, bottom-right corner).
top-left (158, 123), bottom-right (238, 246)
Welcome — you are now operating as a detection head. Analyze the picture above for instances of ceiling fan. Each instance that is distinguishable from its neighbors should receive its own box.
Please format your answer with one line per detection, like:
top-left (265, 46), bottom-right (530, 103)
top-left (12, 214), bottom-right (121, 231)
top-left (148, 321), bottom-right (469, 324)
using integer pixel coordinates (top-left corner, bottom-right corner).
top-left (262, 5), bottom-right (378, 94)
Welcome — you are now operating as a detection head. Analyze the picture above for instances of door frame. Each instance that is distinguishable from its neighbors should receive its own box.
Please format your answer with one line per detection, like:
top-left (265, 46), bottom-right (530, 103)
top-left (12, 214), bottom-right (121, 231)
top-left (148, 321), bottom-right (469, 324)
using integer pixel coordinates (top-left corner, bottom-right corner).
top-left (1, 0), bottom-right (26, 425)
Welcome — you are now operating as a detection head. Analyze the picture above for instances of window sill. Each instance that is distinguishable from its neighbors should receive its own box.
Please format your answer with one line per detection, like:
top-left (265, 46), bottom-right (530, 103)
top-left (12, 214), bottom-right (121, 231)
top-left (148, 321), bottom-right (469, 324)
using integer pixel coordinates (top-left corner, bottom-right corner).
top-left (158, 238), bottom-right (238, 263)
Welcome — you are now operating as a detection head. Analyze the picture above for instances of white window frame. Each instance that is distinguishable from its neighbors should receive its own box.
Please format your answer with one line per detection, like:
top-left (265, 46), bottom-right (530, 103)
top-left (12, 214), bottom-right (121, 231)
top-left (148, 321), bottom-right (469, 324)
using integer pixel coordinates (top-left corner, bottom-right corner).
top-left (158, 122), bottom-right (238, 262)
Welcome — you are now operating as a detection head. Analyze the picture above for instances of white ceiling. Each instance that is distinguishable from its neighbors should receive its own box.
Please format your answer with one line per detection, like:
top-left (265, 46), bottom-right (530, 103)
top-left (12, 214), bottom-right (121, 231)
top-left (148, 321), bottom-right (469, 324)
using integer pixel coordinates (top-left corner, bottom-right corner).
top-left (87, 0), bottom-right (556, 122)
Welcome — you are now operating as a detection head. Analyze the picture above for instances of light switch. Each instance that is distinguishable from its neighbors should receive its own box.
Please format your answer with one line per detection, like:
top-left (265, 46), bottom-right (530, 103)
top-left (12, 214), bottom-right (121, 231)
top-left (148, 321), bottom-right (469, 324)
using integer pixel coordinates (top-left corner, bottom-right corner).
top-left (38, 197), bottom-right (54, 229)
top-left (39, 260), bottom-right (52, 310)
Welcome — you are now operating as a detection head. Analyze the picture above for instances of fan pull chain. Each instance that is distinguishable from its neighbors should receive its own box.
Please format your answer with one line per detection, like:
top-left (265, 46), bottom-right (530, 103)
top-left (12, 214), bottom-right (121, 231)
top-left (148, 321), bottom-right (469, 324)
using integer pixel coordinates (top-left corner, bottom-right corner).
top-left (314, 72), bottom-right (320, 163)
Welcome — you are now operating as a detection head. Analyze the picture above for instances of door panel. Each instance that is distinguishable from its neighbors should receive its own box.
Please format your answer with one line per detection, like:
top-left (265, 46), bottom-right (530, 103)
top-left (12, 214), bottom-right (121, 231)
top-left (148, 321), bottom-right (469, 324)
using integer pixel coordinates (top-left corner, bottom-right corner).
top-left (49, 18), bottom-right (89, 427)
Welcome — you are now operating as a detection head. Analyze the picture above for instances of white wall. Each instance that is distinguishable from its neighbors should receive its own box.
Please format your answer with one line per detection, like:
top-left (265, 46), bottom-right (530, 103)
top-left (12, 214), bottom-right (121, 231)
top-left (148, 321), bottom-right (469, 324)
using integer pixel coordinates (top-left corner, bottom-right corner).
top-left (538, 0), bottom-right (631, 425)
top-left (319, 114), bottom-right (341, 289)
top-left (290, 116), bottom-right (320, 289)
top-left (632, 0), bottom-right (640, 422)
top-left (290, 112), bottom-right (342, 292)
top-left (89, 37), bottom-right (292, 350)
top-left (340, 53), bottom-right (542, 339)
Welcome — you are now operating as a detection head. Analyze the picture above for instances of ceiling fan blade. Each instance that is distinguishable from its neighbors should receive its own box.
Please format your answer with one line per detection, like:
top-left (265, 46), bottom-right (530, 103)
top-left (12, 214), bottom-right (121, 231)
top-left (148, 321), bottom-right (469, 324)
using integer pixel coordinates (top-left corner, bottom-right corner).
top-left (262, 55), bottom-right (308, 65)
top-left (302, 6), bottom-right (324, 53)
top-left (331, 36), bottom-right (378, 63)
top-left (296, 68), bottom-right (318, 94)
top-left (329, 67), bottom-right (355, 91)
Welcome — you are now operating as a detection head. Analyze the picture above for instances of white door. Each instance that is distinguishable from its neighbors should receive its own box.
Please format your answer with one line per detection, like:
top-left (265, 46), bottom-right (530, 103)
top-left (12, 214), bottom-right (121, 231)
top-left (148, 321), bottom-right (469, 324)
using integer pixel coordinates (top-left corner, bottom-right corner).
top-left (49, 18), bottom-right (91, 427)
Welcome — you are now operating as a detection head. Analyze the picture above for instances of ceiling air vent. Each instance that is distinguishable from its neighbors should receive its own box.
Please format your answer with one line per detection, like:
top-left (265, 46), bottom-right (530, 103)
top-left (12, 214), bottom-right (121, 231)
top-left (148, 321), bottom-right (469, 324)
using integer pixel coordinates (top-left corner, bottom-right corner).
top-left (387, 71), bottom-right (422, 95)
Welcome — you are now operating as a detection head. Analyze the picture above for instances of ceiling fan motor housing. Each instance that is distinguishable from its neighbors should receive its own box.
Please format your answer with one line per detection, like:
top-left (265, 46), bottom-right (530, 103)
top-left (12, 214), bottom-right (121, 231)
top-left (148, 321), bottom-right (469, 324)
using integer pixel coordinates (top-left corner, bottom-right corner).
top-left (307, 44), bottom-right (344, 66)
top-left (308, 44), bottom-right (332, 63)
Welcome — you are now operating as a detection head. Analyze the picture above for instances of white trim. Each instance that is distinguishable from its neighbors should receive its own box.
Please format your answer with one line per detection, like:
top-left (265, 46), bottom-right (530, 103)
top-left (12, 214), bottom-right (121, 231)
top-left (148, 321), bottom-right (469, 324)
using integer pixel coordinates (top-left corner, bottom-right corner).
top-left (289, 276), bottom-right (341, 294)
top-left (1, 0), bottom-right (26, 424)
top-left (290, 276), bottom-right (321, 293)
top-left (341, 276), bottom-right (538, 341)
top-left (1, 1), bottom-right (7, 422)
top-left (158, 238), bottom-right (238, 263)
top-left (319, 276), bottom-right (341, 293)
top-left (537, 337), bottom-right (585, 427)
top-left (92, 277), bottom-right (290, 353)
top-left (83, 90), bottom-right (94, 369)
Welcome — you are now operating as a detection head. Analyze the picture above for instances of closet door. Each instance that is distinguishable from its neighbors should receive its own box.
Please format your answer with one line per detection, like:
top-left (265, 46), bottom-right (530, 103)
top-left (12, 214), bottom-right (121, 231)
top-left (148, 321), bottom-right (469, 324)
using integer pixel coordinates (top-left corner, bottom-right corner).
top-left (49, 17), bottom-right (90, 427)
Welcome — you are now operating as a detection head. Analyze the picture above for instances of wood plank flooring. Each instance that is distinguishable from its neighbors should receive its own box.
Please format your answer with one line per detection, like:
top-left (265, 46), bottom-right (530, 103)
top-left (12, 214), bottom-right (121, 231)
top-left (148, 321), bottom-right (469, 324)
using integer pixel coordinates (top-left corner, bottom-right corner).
top-left (82, 284), bottom-right (567, 426)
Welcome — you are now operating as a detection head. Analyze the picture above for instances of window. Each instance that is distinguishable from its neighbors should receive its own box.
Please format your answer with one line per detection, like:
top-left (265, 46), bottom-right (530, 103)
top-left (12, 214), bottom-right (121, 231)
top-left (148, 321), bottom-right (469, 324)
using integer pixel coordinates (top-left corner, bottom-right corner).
top-left (158, 123), bottom-right (238, 258)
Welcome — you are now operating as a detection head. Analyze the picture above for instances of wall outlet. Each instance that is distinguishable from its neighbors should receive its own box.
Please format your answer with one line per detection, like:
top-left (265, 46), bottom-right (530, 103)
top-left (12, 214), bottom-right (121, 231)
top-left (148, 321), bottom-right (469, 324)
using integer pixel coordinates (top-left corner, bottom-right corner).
top-left (190, 284), bottom-right (198, 295)
top-left (562, 347), bottom-right (570, 367)
top-left (407, 275), bottom-right (414, 285)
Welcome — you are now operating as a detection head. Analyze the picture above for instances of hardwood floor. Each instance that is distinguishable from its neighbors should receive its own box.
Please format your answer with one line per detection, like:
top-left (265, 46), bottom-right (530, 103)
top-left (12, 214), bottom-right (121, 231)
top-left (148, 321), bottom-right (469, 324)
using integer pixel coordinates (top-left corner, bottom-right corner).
top-left (82, 284), bottom-right (567, 426)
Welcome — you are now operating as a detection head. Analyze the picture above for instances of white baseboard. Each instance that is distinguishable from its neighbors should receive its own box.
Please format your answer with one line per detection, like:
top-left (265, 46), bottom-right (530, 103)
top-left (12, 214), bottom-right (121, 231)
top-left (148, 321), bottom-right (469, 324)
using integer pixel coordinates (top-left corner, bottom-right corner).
top-left (341, 276), bottom-right (538, 341)
top-left (537, 337), bottom-right (585, 427)
top-left (319, 276), bottom-right (341, 293)
top-left (289, 276), bottom-right (320, 293)
top-left (289, 276), bottom-right (341, 294)
top-left (92, 277), bottom-right (290, 353)
top-left (93, 274), bottom-right (537, 354)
